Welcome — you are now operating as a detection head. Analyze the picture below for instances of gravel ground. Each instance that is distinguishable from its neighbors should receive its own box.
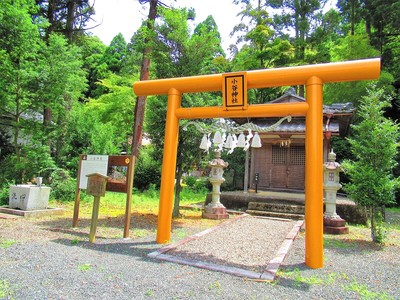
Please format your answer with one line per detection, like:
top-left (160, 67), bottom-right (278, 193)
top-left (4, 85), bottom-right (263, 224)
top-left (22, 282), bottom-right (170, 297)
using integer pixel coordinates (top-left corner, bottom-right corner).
top-left (0, 211), bottom-right (399, 300)
top-left (167, 216), bottom-right (297, 274)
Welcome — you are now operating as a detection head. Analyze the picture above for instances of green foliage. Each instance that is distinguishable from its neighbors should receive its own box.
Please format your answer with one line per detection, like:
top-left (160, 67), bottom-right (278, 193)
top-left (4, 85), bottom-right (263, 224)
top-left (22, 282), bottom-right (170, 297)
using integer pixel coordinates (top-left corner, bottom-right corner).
top-left (343, 87), bottom-right (400, 242)
top-left (183, 176), bottom-right (209, 193)
top-left (101, 33), bottom-right (128, 74)
top-left (330, 24), bottom-right (379, 61)
top-left (78, 263), bottom-right (92, 272)
top-left (0, 181), bottom-right (14, 206)
top-left (47, 168), bottom-right (77, 202)
top-left (75, 35), bottom-right (107, 99)
top-left (61, 103), bottom-right (124, 173)
top-left (371, 207), bottom-right (386, 244)
top-left (0, 144), bottom-right (56, 184)
top-left (86, 73), bottom-right (135, 140)
top-left (184, 176), bottom-right (197, 188)
top-left (134, 145), bottom-right (161, 191)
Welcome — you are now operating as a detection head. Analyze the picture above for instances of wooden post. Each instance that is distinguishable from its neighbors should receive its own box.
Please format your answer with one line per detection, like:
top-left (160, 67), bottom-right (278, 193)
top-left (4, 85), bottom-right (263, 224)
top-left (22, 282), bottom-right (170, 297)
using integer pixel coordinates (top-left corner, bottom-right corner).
top-left (124, 155), bottom-right (135, 238)
top-left (89, 195), bottom-right (101, 243)
top-left (73, 155), bottom-right (84, 227)
top-left (86, 173), bottom-right (108, 243)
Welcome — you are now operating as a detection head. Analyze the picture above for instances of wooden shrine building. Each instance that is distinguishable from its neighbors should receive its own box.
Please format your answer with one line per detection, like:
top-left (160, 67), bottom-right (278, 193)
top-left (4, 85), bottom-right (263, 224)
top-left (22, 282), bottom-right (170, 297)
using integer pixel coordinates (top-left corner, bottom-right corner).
top-left (245, 89), bottom-right (354, 191)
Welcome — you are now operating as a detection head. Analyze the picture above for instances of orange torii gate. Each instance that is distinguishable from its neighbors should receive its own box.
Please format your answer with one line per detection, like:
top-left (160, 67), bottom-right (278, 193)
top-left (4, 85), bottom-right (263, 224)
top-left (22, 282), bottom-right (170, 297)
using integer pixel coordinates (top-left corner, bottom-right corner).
top-left (133, 58), bottom-right (380, 269)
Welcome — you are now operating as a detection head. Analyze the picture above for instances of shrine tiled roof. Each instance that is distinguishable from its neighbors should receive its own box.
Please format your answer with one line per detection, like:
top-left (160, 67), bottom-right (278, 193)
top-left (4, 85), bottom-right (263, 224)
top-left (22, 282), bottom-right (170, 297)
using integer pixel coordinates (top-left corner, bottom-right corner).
top-left (251, 118), bottom-right (340, 133)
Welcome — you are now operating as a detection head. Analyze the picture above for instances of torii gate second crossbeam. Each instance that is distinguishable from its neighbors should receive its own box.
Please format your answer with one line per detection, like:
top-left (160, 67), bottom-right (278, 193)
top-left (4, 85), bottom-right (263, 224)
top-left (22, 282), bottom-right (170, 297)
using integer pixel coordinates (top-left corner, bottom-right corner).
top-left (133, 58), bottom-right (380, 269)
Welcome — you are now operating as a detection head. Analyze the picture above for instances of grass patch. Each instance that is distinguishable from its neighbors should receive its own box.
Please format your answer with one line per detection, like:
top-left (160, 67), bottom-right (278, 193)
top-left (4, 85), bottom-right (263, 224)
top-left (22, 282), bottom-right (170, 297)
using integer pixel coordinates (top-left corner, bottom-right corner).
top-left (78, 263), bottom-right (92, 272)
top-left (277, 268), bottom-right (347, 287)
top-left (71, 238), bottom-right (80, 245)
top-left (386, 207), bottom-right (400, 230)
top-left (343, 280), bottom-right (394, 300)
top-left (0, 239), bottom-right (16, 249)
top-left (48, 189), bottom-right (215, 241)
top-left (0, 279), bottom-right (13, 299)
top-left (324, 237), bottom-right (353, 249)
top-left (51, 187), bottom-right (208, 218)
top-left (208, 280), bottom-right (222, 295)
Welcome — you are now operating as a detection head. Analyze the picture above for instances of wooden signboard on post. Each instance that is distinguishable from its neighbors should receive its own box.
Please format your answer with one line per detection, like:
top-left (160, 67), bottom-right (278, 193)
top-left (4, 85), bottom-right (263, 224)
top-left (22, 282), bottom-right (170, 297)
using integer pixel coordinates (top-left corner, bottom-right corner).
top-left (73, 154), bottom-right (135, 238)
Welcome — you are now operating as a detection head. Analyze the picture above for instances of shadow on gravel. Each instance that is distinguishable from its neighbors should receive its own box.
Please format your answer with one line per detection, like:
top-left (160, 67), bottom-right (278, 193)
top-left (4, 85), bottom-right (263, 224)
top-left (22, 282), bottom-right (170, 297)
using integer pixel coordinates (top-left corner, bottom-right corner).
top-left (50, 237), bottom-right (166, 262)
top-left (165, 249), bottom-right (271, 274)
top-left (37, 212), bottom-right (160, 231)
top-left (324, 236), bottom-right (382, 254)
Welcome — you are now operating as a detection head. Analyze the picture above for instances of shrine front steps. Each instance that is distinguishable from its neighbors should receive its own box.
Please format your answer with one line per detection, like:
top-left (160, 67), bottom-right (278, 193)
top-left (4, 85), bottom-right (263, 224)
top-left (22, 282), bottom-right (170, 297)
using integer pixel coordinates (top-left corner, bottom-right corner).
top-left (245, 202), bottom-right (305, 220)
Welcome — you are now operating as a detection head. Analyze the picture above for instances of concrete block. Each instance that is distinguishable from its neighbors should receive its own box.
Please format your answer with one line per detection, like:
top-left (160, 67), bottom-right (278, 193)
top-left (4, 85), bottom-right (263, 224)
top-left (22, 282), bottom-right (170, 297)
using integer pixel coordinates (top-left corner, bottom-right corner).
top-left (9, 185), bottom-right (51, 211)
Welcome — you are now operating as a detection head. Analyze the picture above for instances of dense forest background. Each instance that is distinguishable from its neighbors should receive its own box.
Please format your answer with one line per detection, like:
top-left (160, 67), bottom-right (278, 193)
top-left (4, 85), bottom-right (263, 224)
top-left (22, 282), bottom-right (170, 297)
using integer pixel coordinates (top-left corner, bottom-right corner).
top-left (0, 0), bottom-right (399, 204)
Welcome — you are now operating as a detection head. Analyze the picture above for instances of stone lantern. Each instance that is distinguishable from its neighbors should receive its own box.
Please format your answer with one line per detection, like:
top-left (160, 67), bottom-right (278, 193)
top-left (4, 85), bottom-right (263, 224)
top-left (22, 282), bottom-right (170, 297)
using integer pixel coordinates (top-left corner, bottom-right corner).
top-left (323, 150), bottom-right (348, 234)
top-left (203, 151), bottom-right (229, 219)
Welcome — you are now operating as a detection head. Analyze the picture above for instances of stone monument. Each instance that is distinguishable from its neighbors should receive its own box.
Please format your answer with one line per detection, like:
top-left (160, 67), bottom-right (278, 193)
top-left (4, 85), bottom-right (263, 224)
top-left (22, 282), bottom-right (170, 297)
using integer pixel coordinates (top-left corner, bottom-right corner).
top-left (323, 150), bottom-right (349, 234)
top-left (203, 151), bottom-right (229, 220)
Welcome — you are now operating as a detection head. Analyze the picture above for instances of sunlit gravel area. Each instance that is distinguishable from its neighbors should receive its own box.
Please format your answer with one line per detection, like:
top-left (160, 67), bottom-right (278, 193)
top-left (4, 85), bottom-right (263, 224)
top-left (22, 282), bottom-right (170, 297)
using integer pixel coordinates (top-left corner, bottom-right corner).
top-left (0, 212), bottom-right (399, 299)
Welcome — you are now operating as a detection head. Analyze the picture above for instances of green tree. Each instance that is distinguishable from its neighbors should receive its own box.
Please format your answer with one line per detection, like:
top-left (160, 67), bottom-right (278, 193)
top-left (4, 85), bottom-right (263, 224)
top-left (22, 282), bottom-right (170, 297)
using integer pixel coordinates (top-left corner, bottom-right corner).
top-left (232, 0), bottom-right (293, 69)
top-left (323, 24), bottom-right (389, 106)
top-left (61, 102), bottom-right (124, 174)
top-left (337, 0), bottom-right (364, 36)
top-left (101, 33), bottom-right (128, 74)
top-left (231, 0), bottom-right (294, 103)
top-left (35, 33), bottom-right (87, 162)
top-left (86, 73), bottom-right (135, 151)
top-left (0, 0), bottom-right (44, 160)
top-left (342, 88), bottom-right (400, 243)
top-left (147, 7), bottom-right (223, 217)
top-left (34, 0), bottom-right (95, 42)
top-left (267, 0), bottom-right (327, 96)
top-left (74, 35), bottom-right (107, 99)
top-left (131, 0), bottom-right (161, 158)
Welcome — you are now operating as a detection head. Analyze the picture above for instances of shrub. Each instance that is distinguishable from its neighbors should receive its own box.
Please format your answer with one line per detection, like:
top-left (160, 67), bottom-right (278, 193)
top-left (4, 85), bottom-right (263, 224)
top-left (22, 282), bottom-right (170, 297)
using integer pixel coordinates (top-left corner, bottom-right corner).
top-left (47, 168), bottom-right (77, 202)
top-left (0, 181), bottom-right (14, 206)
top-left (134, 145), bottom-right (161, 190)
top-left (184, 176), bottom-right (197, 188)
top-left (0, 144), bottom-right (56, 184)
top-left (343, 88), bottom-right (400, 243)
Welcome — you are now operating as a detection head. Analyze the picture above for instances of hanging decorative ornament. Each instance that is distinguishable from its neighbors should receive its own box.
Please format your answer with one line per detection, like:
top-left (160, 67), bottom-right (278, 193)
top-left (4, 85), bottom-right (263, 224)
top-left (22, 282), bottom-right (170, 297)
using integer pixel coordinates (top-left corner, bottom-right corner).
top-left (244, 129), bottom-right (253, 151)
top-left (224, 134), bottom-right (233, 149)
top-left (228, 134), bottom-right (238, 154)
top-left (199, 134), bottom-right (210, 151)
top-left (183, 116), bottom-right (291, 153)
top-left (251, 132), bottom-right (262, 148)
top-left (237, 132), bottom-right (246, 148)
top-left (213, 130), bottom-right (222, 144)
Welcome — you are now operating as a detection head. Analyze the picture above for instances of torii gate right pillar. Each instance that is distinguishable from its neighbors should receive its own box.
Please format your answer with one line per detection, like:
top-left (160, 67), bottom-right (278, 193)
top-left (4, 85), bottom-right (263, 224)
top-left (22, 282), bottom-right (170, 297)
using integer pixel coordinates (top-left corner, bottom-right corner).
top-left (305, 76), bottom-right (324, 268)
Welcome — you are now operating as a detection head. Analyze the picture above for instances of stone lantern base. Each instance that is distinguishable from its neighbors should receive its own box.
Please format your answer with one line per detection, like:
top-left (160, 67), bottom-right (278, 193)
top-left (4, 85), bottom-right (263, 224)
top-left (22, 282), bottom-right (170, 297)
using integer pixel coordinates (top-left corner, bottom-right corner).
top-left (202, 204), bottom-right (229, 220)
top-left (324, 216), bottom-right (349, 234)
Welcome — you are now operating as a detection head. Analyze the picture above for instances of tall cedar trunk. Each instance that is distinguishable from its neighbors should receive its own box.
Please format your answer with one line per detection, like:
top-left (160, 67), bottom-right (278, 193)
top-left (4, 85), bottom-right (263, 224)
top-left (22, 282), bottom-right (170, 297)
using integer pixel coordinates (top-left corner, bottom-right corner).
top-left (173, 160), bottom-right (184, 218)
top-left (43, 0), bottom-right (57, 147)
top-left (350, 0), bottom-right (355, 35)
top-left (131, 0), bottom-right (158, 157)
top-left (371, 206), bottom-right (385, 243)
top-left (66, 0), bottom-right (75, 42)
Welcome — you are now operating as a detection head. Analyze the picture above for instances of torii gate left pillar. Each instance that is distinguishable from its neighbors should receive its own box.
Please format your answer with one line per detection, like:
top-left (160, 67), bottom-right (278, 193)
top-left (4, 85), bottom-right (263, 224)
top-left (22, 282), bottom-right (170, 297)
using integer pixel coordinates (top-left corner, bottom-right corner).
top-left (133, 58), bottom-right (380, 269)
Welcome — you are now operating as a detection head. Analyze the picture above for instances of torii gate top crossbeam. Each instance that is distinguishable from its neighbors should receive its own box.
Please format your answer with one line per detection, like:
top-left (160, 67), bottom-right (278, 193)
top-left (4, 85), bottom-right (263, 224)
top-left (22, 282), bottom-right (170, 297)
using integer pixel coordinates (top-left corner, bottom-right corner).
top-left (134, 58), bottom-right (380, 96)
